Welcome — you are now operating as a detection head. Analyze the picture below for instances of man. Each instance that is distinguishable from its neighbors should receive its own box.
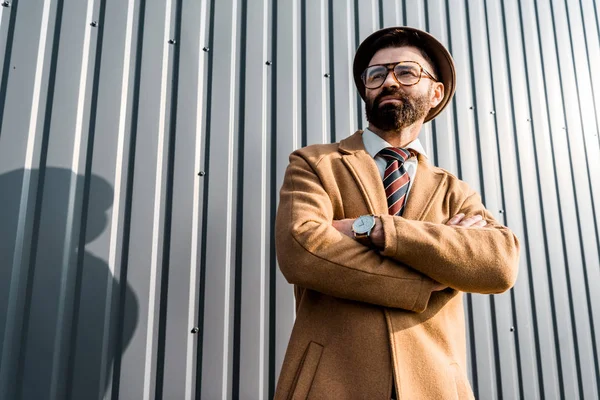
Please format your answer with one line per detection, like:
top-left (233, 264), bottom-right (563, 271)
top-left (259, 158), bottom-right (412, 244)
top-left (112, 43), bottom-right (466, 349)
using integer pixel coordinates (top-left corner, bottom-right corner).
top-left (274, 27), bottom-right (519, 399)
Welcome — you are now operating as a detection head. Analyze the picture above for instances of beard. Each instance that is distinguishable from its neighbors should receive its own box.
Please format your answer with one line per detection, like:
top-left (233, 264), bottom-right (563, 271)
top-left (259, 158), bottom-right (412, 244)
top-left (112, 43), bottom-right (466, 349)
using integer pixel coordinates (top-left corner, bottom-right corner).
top-left (365, 86), bottom-right (432, 131)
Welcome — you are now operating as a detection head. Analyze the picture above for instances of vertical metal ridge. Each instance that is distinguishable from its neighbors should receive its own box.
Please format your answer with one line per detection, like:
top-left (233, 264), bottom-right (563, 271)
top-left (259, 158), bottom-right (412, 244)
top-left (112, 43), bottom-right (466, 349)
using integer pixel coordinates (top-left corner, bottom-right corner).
top-left (300, 0), bottom-right (307, 147)
top-left (60, 0), bottom-right (102, 397)
top-left (443, 0), bottom-right (461, 181)
top-left (352, 0), bottom-right (362, 129)
top-left (195, 0), bottom-right (216, 396)
top-left (460, 3), bottom-right (482, 392)
top-left (465, 293), bottom-right (478, 397)
top-left (232, 0), bottom-right (248, 397)
top-left (512, 0), bottom-right (558, 397)
top-left (545, 1), bottom-right (589, 397)
top-left (15, 0), bottom-right (64, 397)
top-left (531, 4), bottom-right (571, 399)
top-left (143, 0), bottom-right (174, 397)
top-left (480, 1), bottom-right (514, 396)
top-left (462, 1), bottom-right (485, 202)
top-left (497, 0), bottom-right (539, 397)
top-left (591, 0), bottom-right (600, 49)
top-left (155, 0), bottom-right (184, 397)
top-left (109, 1), bottom-right (146, 398)
top-left (259, 0), bottom-right (270, 392)
top-left (0, 0), bottom-right (18, 140)
top-left (187, 0), bottom-right (209, 397)
top-left (97, 0), bottom-right (138, 392)
top-left (268, 0), bottom-right (278, 394)
top-left (529, 0), bottom-right (576, 397)
top-left (488, 295), bottom-right (504, 400)
top-left (577, 0), bottom-right (600, 139)
top-left (78, 1), bottom-right (112, 399)
top-left (319, 0), bottom-right (328, 144)
top-left (327, 0), bottom-right (336, 144)
top-left (423, 0), bottom-right (430, 31)
top-left (65, 0), bottom-right (107, 393)
top-left (66, 167), bottom-right (92, 400)
top-left (219, 0), bottom-right (240, 395)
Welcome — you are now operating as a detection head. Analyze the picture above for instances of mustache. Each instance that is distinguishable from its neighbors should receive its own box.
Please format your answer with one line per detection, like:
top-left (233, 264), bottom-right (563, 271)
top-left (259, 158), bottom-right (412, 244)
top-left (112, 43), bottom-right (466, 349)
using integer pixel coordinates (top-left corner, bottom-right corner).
top-left (373, 88), bottom-right (410, 106)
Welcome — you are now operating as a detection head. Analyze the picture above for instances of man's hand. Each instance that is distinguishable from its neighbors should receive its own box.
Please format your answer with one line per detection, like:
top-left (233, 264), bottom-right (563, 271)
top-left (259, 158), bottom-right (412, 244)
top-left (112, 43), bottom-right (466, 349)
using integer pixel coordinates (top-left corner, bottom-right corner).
top-left (332, 219), bottom-right (354, 238)
top-left (445, 213), bottom-right (487, 228)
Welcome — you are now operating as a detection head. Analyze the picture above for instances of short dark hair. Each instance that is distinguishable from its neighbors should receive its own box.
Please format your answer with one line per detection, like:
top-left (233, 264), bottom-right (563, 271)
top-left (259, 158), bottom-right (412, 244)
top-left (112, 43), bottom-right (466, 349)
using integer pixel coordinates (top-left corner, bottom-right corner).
top-left (369, 29), bottom-right (439, 79)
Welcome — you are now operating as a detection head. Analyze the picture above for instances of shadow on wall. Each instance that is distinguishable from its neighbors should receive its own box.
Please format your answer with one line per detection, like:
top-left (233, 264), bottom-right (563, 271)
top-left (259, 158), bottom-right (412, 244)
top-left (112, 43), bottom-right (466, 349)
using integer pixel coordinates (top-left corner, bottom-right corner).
top-left (0, 168), bottom-right (139, 400)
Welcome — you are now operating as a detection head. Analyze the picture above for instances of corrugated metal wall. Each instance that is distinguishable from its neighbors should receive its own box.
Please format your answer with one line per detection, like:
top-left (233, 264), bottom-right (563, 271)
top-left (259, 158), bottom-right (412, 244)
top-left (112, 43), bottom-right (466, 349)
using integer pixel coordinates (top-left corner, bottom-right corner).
top-left (0, 0), bottom-right (598, 399)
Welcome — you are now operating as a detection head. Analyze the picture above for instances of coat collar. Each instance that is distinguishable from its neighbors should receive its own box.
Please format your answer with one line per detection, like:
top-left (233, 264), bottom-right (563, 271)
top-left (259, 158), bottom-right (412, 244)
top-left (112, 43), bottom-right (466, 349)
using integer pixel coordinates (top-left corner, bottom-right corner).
top-left (339, 130), bottom-right (446, 221)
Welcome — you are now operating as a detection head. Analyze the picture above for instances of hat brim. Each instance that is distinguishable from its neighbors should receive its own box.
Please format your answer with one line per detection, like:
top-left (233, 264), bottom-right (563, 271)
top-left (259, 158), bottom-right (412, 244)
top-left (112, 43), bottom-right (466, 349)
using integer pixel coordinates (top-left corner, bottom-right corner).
top-left (353, 27), bottom-right (456, 123)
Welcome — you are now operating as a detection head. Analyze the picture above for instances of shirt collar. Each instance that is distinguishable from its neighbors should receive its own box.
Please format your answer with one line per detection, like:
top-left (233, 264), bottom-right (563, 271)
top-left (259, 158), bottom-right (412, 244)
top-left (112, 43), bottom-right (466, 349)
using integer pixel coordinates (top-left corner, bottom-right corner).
top-left (362, 128), bottom-right (428, 159)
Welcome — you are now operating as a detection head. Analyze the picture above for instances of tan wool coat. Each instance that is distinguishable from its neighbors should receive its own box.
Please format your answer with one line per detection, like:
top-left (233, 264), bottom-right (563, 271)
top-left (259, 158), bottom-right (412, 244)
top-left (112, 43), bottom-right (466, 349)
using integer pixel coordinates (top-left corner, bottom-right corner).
top-left (274, 131), bottom-right (520, 399)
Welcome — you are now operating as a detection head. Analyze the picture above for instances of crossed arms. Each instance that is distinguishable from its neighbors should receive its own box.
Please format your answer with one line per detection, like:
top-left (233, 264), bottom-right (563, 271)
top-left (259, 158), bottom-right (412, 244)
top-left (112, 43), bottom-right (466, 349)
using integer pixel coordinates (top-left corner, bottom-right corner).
top-left (275, 152), bottom-right (520, 312)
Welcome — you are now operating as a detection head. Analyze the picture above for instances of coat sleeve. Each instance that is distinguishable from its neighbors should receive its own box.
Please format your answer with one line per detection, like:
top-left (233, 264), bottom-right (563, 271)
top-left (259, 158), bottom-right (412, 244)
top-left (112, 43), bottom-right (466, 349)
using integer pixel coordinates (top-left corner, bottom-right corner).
top-left (379, 190), bottom-right (520, 294)
top-left (276, 152), bottom-right (440, 312)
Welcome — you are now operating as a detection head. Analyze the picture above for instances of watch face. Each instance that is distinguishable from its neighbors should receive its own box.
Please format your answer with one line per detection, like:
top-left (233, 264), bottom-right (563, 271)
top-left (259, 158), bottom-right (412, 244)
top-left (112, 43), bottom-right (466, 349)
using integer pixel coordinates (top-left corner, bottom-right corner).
top-left (352, 215), bottom-right (375, 234)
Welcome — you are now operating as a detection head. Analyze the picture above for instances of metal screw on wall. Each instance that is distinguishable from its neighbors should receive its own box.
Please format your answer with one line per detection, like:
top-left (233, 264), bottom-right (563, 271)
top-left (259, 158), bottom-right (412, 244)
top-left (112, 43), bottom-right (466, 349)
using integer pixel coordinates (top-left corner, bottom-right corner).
top-left (324, 73), bottom-right (330, 78)
top-left (498, 210), bottom-right (504, 214)
top-left (1, 2), bottom-right (10, 7)
top-left (203, 47), bottom-right (209, 52)
top-left (191, 327), bottom-right (199, 334)
top-left (168, 39), bottom-right (176, 44)
top-left (265, 61), bottom-right (272, 65)
top-left (90, 21), bottom-right (98, 27)
top-left (198, 171), bottom-right (206, 177)
top-left (509, 326), bottom-right (515, 332)
top-left (490, 110), bottom-right (496, 115)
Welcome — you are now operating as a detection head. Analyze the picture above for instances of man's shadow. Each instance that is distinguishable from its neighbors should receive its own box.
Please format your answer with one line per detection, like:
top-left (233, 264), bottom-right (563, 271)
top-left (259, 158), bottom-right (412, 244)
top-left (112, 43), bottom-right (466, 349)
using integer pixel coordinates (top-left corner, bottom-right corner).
top-left (0, 167), bottom-right (139, 399)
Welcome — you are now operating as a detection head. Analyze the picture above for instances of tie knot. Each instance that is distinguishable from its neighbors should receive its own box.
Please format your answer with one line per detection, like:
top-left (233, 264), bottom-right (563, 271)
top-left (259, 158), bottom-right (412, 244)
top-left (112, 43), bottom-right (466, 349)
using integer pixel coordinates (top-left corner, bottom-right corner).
top-left (378, 147), bottom-right (412, 163)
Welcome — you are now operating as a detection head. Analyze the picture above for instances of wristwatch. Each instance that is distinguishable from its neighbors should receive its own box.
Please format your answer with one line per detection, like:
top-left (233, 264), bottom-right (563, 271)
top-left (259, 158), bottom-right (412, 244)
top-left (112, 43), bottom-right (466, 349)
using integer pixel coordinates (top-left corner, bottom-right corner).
top-left (352, 215), bottom-right (376, 246)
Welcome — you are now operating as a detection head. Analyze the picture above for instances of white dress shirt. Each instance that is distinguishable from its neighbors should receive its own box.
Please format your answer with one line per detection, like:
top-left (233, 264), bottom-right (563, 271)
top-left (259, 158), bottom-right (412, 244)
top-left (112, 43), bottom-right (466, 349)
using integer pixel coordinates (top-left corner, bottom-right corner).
top-left (361, 128), bottom-right (427, 199)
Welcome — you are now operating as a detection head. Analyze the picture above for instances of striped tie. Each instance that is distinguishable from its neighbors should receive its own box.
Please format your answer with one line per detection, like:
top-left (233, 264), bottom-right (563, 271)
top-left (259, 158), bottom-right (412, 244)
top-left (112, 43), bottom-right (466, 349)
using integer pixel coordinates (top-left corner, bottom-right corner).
top-left (378, 147), bottom-right (413, 216)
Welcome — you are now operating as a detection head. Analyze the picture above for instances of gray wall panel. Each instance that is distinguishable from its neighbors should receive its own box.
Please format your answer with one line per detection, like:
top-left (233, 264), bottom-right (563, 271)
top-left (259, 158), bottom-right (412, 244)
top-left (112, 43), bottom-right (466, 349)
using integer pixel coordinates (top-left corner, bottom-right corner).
top-left (485, 0), bottom-right (534, 398)
top-left (160, 0), bottom-right (208, 397)
top-left (239, 0), bottom-right (270, 398)
top-left (1, 0), bottom-right (599, 399)
top-left (273, 0), bottom-right (300, 389)
top-left (502, 1), bottom-right (561, 398)
top-left (201, 0), bottom-right (240, 398)
top-left (303, 0), bottom-right (329, 146)
top-left (427, 0), bottom-right (456, 172)
top-left (330, 0), bottom-right (357, 143)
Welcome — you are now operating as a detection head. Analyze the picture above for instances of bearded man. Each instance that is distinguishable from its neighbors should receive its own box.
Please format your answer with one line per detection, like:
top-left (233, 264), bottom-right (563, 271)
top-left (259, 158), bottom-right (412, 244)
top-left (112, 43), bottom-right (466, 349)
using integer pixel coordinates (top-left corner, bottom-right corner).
top-left (274, 27), bottom-right (520, 399)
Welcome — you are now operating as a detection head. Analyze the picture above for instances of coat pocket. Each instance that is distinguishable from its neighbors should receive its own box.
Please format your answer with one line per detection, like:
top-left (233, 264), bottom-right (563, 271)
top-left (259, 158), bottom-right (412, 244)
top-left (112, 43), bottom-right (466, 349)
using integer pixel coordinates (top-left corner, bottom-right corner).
top-left (289, 341), bottom-right (324, 400)
top-left (449, 363), bottom-right (475, 400)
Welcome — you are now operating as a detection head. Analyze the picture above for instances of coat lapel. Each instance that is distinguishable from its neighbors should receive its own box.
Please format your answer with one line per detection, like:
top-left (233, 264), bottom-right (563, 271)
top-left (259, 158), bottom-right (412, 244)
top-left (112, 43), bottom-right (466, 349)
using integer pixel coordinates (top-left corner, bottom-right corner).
top-left (339, 131), bottom-right (389, 215)
top-left (402, 154), bottom-right (447, 221)
top-left (339, 132), bottom-right (446, 221)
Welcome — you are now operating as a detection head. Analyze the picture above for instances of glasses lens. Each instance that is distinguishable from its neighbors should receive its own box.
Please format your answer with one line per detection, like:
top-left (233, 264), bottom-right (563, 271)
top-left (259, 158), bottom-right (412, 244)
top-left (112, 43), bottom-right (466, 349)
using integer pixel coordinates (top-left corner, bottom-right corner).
top-left (363, 66), bottom-right (388, 88)
top-left (394, 63), bottom-right (421, 85)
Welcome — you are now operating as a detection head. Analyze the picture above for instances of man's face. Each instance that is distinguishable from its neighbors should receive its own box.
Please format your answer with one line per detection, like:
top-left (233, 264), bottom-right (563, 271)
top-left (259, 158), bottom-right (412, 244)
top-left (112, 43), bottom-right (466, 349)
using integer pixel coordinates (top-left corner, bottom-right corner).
top-left (364, 46), bottom-right (443, 131)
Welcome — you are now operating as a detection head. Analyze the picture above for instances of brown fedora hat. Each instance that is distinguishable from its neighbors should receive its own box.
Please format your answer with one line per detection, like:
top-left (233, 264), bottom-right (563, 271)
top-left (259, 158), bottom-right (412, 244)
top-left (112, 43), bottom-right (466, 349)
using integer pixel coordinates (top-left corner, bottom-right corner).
top-left (353, 26), bottom-right (456, 122)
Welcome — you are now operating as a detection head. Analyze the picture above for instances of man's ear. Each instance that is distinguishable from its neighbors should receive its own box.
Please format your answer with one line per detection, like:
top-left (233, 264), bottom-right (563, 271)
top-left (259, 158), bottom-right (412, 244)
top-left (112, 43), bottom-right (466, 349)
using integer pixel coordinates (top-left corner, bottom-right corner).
top-left (430, 82), bottom-right (444, 108)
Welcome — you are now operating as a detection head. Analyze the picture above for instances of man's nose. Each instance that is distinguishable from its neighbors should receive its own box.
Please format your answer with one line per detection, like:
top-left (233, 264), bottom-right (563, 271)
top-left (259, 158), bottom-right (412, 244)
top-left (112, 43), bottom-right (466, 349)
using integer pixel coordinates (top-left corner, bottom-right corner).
top-left (381, 70), bottom-right (400, 89)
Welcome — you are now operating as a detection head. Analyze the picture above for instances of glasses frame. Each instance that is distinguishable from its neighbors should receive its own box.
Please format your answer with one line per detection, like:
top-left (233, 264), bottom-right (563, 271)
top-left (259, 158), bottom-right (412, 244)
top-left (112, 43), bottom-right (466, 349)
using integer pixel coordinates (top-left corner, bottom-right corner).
top-left (361, 61), bottom-right (438, 89)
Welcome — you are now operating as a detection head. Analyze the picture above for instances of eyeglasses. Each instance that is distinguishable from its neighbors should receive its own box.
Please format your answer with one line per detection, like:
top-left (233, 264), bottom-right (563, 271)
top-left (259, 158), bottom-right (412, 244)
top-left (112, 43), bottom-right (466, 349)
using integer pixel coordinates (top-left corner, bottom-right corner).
top-left (361, 61), bottom-right (437, 89)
